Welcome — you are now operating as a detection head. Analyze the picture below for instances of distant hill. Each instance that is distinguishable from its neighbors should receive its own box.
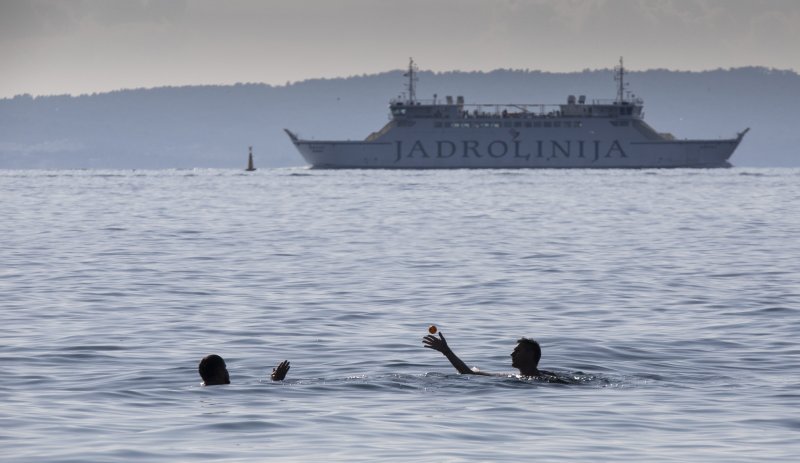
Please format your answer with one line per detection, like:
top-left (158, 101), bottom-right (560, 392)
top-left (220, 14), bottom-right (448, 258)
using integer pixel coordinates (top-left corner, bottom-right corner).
top-left (1, 67), bottom-right (798, 168)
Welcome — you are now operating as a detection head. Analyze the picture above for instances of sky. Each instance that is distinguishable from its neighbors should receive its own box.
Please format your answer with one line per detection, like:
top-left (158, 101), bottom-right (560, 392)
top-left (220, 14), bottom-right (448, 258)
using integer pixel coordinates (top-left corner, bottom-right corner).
top-left (2, 0), bottom-right (799, 98)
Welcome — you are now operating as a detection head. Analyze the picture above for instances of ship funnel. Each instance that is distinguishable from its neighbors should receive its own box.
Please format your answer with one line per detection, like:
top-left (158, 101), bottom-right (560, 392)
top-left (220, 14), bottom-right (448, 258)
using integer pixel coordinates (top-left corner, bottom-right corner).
top-left (456, 96), bottom-right (464, 105)
top-left (446, 95), bottom-right (453, 105)
top-left (578, 95), bottom-right (586, 104)
top-left (567, 95), bottom-right (576, 105)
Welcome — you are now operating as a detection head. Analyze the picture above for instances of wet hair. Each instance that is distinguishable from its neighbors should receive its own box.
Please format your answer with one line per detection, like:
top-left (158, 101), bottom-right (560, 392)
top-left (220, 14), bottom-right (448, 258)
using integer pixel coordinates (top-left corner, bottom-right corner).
top-left (516, 338), bottom-right (542, 367)
top-left (198, 354), bottom-right (230, 385)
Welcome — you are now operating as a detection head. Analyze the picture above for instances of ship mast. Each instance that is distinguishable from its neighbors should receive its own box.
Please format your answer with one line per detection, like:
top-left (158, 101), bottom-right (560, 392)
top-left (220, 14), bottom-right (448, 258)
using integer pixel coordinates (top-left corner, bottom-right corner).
top-left (405, 57), bottom-right (418, 104)
top-left (615, 56), bottom-right (625, 104)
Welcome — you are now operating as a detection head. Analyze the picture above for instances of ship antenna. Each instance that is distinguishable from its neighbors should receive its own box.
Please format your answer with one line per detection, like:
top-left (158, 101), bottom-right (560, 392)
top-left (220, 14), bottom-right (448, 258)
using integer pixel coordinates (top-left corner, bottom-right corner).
top-left (615, 56), bottom-right (625, 104)
top-left (405, 57), bottom-right (418, 104)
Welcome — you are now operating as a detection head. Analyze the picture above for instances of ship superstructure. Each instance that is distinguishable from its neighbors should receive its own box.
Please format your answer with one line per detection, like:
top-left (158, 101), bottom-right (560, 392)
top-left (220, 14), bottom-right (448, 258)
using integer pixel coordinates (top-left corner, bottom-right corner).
top-left (286, 58), bottom-right (747, 168)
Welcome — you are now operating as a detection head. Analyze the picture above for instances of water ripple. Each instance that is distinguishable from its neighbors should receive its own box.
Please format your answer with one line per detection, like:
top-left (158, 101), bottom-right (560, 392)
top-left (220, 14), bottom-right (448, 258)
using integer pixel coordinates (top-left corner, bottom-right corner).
top-left (1, 167), bottom-right (799, 462)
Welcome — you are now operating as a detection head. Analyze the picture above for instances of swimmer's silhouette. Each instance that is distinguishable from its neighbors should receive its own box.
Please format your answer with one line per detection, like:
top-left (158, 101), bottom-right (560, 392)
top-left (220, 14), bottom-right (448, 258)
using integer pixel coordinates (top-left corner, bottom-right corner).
top-left (198, 354), bottom-right (290, 386)
top-left (198, 354), bottom-right (230, 386)
top-left (423, 332), bottom-right (559, 380)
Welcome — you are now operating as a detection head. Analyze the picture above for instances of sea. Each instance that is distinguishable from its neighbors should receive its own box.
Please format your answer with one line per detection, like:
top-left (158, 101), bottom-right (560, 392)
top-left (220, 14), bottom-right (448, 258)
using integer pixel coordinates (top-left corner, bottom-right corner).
top-left (1, 167), bottom-right (799, 462)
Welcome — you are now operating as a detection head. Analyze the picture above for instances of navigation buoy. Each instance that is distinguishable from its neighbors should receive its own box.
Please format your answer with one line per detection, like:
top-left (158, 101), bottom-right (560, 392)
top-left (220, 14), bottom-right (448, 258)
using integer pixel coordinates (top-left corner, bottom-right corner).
top-left (245, 146), bottom-right (256, 172)
top-left (428, 325), bottom-right (438, 334)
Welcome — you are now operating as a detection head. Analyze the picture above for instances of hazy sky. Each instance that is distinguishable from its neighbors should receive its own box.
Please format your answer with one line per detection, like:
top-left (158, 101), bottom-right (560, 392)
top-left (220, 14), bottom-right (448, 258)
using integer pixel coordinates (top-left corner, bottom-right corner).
top-left (2, 0), bottom-right (799, 98)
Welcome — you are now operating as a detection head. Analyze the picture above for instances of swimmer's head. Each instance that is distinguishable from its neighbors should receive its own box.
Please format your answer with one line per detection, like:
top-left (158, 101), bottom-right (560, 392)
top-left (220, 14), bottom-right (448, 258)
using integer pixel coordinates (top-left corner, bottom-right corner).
top-left (511, 338), bottom-right (542, 371)
top-left (199, 354), bottom-right (230, 386)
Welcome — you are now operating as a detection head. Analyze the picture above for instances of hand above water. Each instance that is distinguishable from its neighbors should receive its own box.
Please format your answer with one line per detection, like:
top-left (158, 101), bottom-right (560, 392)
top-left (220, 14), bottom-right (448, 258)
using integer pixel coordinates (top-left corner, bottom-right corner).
top-left (271, 360), bottom-right (290, 381)
top-left (423, 332), bottom-right (451, 354)
top-left (423, 331), bottom-right (488, 375)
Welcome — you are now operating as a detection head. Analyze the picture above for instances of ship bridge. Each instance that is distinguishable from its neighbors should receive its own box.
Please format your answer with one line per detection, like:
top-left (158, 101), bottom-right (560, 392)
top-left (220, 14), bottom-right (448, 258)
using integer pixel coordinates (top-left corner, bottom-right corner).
top-left (560, 95), bottom-right (644, 119)
top-left (390, 97), bottom-right (464, 119)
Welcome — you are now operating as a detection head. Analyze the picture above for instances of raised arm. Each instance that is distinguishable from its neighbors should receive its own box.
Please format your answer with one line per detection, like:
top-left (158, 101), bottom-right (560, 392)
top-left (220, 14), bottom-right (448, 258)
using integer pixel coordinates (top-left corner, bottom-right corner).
top-left (270, 360), bottom-right (290, 381)
top-left (423, 332), bottom-right (489, 375)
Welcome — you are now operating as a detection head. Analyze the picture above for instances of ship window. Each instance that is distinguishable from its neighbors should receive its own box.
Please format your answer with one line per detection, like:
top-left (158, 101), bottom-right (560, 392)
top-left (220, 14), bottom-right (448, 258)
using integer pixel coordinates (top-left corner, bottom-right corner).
top-left (553, 121), bottom-right (561, 127)
top-left (514, 122), bottom-right (522, 128)
top-left (525, 122), bottom-right (532, 128)
top-left (492, 122), bottom-right (501, 128)
top-left (445, 122), bottom-right (452, 128)
top-left (575, 121), bottom-right (583, 128)
top-left (563, 121), bottom-right (572, 128)
top-left (544, 122), bottom-right (552, 128)
top-left (503, 122), bottom-right (512, 128)
top-left (434, 122), bottom-right (442, 128)
top-left (534, 121), bottom-right (542, 128)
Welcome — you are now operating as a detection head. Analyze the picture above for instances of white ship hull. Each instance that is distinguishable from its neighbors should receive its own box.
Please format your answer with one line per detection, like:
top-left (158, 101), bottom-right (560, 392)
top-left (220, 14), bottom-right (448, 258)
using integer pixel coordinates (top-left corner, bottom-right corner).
top-left (288, 126), bottom-right (746, 169)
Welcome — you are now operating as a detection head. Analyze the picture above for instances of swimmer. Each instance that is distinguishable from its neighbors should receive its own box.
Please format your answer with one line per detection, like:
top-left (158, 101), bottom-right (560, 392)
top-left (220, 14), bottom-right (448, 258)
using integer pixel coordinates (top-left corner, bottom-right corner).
top-left (198, 354), bottom-right (230, 386)
top-left (198, 354), bottom-right (290, 386)
top-left (422, 332), bottom-right (559, 379)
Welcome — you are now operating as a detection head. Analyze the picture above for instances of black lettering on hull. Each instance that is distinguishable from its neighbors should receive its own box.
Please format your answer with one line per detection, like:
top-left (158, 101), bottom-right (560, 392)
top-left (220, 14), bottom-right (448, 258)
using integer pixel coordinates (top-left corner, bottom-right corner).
top-left (408, 140), bottom-right (429, 158)
top-left (552, 141), bottom-right (571, 158)
top-left (393, 139), bottom-right (627, 164)
top-left (463, 140), bottom-right (481, 158)
top-left (488, 141), bottom-right (508, 158)
top-left (606, 140), bottom-right (628, 158)
top-left (513, 140), bottom-right (529, 160)
top-left (437, 141), bottom-right (456, 158)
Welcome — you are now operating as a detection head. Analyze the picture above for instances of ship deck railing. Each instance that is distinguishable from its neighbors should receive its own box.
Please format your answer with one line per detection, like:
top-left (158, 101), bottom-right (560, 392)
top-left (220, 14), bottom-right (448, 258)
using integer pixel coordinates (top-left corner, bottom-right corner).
top-left (392, 99), bottom-right (647, 119)
top-left (394, 98), bottom-right (564, 113)
top-left (459, 104), bottom-right (572, 119)
top-left (587, 98), bottom-right (644, 106)
top-left (463, 103), bottom-right (561, 114)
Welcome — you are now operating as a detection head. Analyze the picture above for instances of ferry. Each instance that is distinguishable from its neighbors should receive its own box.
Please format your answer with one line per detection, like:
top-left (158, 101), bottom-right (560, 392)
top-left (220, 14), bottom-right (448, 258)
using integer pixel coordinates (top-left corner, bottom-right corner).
top-left (285, 58), bottom-right (748, 168)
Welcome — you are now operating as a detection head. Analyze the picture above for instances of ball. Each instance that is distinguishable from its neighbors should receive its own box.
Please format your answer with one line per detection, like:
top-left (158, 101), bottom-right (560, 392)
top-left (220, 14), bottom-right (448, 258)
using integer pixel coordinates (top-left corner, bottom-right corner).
top-left (428, 325), bottom-right (438, 334)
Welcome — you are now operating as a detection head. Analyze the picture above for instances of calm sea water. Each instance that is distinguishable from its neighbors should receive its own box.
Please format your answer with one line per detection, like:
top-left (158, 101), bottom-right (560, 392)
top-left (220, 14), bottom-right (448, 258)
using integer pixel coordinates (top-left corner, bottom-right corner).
top-left (1, 168), bottom-right (799, 462)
